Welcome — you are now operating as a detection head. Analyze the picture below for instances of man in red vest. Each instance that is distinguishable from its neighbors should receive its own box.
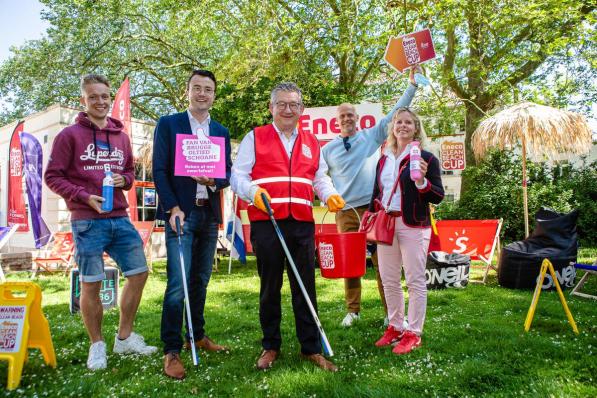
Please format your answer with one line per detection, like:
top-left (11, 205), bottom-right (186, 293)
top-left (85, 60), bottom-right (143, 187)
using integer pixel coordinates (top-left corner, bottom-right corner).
top-left (231, 82), bottom-right (345, 372)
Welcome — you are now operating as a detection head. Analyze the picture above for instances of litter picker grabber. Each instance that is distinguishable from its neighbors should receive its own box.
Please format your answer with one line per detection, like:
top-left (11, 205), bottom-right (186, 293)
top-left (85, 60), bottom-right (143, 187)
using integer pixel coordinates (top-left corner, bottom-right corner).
top-left (175, 216), bottom-right (199, 365)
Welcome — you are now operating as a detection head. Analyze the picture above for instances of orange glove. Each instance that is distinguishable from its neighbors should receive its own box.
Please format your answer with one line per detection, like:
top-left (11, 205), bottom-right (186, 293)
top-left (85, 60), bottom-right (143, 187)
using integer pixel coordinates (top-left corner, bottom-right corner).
top-left (326, 194), bottom-right (345, 212)
top-left (253, 188), bottom-right (273, 214)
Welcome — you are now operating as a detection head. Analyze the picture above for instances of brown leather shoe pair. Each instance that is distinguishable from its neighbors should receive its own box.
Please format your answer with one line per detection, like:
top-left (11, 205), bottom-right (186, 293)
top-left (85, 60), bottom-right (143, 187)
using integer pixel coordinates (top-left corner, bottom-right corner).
top-left (183, 336), bottom-right (228, 352)
top-left (163, 352), bottom-right (185, 380)
top-left (301, 353), bottom-right (339, 372)
top-left (256, 349), bottom-right (279, 370)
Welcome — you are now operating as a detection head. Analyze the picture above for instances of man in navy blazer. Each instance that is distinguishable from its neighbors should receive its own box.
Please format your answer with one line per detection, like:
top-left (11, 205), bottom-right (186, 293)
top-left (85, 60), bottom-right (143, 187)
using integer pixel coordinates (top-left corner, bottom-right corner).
top-left (152, 69), bottom-right (232, 379)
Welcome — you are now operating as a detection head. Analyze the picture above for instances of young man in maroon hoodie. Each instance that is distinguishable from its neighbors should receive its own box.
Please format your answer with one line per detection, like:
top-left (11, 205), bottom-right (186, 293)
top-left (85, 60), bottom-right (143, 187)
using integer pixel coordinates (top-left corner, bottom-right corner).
top-left (45, 74), bottom-right (157, 371)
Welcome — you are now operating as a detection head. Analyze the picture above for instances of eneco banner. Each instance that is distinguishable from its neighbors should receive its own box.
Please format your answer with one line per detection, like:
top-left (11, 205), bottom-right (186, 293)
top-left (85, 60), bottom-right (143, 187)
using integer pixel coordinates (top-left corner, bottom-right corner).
top-left (299, 103), bottom-right (383, 142)
top-left (440, 140), bottom-right (466, 170)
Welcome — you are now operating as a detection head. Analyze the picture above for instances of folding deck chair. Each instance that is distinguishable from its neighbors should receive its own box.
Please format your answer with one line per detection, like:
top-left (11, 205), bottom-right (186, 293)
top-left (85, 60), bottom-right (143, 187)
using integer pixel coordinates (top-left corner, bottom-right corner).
top-left (31, 232), bottom-right (75, 278)
top-left (131, 221), bottom-right (155, 272)
top-left (570, 260), bottom-right (597, 300)
top-left (434, 219), bottom-right (503, 284)
top-left (102, 221), bottom-right (155, 272)
top-left (0, 225), bottom-right (19, 281)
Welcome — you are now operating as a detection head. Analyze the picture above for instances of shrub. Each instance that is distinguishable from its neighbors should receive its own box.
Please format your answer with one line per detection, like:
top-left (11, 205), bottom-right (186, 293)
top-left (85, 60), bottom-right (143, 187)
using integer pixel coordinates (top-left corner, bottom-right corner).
top-left (557, 158), bottom-right (597, 247)
top-left (435, 150), bottom-right (596, 245)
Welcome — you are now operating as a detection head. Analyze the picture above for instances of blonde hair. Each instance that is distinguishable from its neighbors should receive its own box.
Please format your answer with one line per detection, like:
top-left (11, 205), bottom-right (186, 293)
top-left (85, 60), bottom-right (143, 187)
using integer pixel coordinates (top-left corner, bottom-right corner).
top-left (386, 107), bottom-right (427, 151)
top-left (80, 73), bottom-right (110, 94)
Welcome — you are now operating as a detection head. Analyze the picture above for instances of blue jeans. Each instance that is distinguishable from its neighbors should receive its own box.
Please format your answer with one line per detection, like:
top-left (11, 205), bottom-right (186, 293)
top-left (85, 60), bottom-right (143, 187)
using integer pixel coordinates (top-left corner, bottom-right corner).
top-left (71, 217), bottom-right (147, 283)
top-left (160, 207), bottom-right (218, 353)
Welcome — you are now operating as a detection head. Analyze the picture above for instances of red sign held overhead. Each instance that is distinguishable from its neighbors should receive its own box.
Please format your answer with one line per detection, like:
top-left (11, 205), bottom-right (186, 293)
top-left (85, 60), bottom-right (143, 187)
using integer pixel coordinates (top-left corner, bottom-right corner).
top-left (440, 141), bottom-right (466, 171)
top-left (384, 28), bottom-right (436, 73)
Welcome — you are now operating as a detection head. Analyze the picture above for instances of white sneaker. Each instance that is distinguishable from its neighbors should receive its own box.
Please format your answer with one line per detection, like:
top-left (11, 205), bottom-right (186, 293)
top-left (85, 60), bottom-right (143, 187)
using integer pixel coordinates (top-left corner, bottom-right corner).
top-left (87, 341), bottom-right (107, 370)
top-left (113, 332), bottom-right (158, 355)
top-left (383, 316), bottom-right (408, 329)
top-left (341, 312), bottom-right (360, 327)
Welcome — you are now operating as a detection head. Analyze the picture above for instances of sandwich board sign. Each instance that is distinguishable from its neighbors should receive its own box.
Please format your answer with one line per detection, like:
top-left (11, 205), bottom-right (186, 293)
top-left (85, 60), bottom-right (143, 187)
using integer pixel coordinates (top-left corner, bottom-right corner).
top-left (70, 267), bottom-right (119, 313)
top-left (0, 282), bottom-right (56, 390)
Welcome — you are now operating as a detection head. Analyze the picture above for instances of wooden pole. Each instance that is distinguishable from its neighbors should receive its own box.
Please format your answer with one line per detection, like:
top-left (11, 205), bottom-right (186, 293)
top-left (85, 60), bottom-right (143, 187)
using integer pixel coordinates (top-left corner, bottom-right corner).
top-left (521, 135), bottom-right (529, 237)
top-left (228, 194), bottom-right (238, 274)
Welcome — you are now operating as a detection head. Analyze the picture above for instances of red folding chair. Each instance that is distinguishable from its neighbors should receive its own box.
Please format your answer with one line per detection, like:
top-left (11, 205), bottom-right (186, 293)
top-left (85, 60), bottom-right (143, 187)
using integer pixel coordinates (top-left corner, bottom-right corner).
top-left (102, 221), bottom-right (155, 272)
top-left (31, 232), bottom-right (75, 277)
top-left (434, 219), bottom-right (503, 284)
top-left (131, 221), bottom-right (155, 272)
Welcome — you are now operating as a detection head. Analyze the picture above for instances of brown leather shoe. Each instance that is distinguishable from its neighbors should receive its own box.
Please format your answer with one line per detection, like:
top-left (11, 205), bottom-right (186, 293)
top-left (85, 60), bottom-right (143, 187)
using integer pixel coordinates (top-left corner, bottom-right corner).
top-left (301, 353), bottom-right (338, 372)
top-left (256, 349), bottom-right (279, 370)
top-left (184, 336), bottom-right (228, 352)
top-left (163, 352), bottom-right (185, 380)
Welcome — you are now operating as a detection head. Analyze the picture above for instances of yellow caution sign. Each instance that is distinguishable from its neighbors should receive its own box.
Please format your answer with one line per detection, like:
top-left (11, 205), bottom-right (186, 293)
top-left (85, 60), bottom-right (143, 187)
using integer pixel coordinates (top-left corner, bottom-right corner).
top-left (524, 259), bottom-right (579, 334)
top-left (0, 282), bottom-right (56, 390)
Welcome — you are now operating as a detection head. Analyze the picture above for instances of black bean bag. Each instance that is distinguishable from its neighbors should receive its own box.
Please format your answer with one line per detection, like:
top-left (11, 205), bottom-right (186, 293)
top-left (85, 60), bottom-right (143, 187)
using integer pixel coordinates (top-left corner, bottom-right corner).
top-left (498, 208), bottom-right (578, 290)
top-left (426, 251), bottom-right (471, 289)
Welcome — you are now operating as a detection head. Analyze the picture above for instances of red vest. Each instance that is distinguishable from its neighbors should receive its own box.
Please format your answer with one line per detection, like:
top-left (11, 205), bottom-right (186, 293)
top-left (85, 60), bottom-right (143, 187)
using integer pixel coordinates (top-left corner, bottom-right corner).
top-left (248, 124), bottom-right (319, 222)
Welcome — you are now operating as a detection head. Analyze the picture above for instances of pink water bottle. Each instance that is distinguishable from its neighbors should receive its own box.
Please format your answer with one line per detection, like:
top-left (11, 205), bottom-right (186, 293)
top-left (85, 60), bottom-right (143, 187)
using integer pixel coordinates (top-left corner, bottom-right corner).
top-left (409, 141), bottom-right (423, 181)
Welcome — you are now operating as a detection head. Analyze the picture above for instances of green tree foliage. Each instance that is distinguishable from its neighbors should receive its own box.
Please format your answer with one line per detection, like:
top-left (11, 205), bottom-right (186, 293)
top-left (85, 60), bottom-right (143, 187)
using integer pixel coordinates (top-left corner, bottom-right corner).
top-left (0, 0), bottom-right (594, 150)
top-left (423, 0), bottom-right (595, 167)
top-left (557, 159), bottom-right (597, 246)
top-left (436, 150), bottom-right (597, 246)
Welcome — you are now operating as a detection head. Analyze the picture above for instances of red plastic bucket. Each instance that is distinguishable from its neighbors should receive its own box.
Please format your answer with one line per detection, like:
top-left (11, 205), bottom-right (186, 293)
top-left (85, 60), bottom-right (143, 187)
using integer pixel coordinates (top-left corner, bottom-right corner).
top-left (315, 208), bottom-right (366, 279)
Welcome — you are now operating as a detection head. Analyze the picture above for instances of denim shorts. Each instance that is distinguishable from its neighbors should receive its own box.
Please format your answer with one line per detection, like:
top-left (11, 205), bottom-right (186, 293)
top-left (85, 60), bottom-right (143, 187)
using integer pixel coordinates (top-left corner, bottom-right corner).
top-left (71, 217), bottom-right (148, 283)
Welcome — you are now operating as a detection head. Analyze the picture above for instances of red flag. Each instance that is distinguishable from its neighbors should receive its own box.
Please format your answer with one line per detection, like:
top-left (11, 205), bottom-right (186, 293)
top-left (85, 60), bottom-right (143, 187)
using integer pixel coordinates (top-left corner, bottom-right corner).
top-left (112, 77), bottom-right (132, 137)
top-left (111, 77), bottom-right (138, 221)
top-left (8, 121), bottom-right (29, 232)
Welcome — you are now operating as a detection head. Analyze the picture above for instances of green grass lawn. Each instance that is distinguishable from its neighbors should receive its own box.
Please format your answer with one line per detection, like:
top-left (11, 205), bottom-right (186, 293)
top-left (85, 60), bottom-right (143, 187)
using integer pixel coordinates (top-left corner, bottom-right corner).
top-left (1, 250), bottom-right (596, 397)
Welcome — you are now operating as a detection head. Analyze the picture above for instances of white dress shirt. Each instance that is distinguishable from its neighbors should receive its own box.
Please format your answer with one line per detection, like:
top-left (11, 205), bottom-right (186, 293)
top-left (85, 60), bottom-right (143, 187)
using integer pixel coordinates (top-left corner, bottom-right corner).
top-left (230, 123), bottom-right (338, 204)
top-left (187, 110), bottom-right (216, 199)
top-left (380, 145), bottom-right (428, 211)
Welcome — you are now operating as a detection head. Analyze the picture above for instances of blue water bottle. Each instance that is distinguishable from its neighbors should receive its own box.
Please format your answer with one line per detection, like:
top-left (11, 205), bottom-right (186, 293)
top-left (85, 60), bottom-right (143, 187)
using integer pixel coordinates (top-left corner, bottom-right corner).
top-left (101, 164), bottom-right (114, 212)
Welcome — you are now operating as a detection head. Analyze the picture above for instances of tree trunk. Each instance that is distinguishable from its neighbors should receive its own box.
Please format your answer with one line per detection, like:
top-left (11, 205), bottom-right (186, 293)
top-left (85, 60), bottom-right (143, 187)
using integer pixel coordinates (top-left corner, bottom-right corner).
top-left (460, 103), bottom-right (485, 196)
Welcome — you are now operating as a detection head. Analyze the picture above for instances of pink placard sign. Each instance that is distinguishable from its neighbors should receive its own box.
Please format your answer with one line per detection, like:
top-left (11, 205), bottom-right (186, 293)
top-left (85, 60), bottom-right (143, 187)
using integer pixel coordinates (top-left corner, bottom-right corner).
top-left (174, 134), bottom-right (225, 178)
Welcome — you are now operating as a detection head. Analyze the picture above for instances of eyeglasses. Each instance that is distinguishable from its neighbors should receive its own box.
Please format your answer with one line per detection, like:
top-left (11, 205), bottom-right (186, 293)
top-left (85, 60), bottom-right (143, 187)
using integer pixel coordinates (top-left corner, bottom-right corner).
top-left (342, 136), bottom-right (351, 151)
top-left (274, 101), bottom-right (301, 112)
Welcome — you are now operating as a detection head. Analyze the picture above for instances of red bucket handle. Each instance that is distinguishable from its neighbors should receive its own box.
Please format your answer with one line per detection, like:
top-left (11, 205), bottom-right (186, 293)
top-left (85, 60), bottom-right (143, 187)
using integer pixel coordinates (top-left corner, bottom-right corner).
top-left (318, 205), bottom-right (361, 235)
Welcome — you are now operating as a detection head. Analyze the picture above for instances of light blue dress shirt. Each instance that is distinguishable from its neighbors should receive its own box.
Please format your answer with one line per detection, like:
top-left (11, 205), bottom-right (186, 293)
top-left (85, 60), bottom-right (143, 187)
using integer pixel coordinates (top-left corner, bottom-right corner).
top-left (321, 83), bottom-right (417, 208)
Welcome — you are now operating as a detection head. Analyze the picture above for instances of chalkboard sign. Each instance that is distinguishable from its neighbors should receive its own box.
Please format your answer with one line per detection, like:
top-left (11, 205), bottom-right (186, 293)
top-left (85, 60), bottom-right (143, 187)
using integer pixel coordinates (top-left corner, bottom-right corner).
top-left (70, 267), bottom-right (119, 313)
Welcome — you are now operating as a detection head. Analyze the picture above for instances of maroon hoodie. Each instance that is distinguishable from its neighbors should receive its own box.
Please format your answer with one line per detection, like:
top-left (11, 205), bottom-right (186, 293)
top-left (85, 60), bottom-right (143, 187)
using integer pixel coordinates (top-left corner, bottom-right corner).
top-left (44, 112), bottom-right (135, 221)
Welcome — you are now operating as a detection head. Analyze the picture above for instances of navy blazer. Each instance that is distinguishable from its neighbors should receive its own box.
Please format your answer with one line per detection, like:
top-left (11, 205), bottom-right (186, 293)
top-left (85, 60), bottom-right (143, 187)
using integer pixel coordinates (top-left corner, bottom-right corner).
top-left (152, 111), bottom-right (232, 224)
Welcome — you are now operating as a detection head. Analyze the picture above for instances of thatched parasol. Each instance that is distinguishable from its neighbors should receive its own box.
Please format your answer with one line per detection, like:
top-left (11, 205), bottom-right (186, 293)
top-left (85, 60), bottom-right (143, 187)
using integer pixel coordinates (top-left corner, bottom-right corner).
top-left (472, 101), bottom-right (592, 237)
